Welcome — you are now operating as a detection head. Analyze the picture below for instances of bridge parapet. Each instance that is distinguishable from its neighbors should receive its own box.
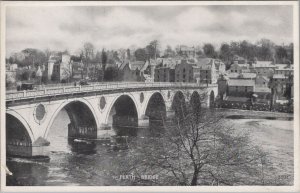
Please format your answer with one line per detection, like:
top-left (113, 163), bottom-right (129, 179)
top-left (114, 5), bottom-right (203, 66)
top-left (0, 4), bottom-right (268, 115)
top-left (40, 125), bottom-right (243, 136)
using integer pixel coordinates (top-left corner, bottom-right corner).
top-left (6, 82), bottom-right (217, 101)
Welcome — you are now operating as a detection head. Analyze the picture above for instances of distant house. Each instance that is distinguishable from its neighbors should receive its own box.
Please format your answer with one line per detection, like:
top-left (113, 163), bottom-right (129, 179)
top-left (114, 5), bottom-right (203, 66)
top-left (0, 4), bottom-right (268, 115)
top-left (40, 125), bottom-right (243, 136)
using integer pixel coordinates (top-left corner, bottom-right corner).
top-left (71, 58), bottom-right (84, 81)
top-left (232, 55), bottom-right (247, 64)
top-left (229, 62), bottom-right (249, 73)
top-left (47, 54), bottom-right (61, 81)
top-left (227, 72), bottom-right (256, 80)
top-left (227, 79), bottom-right (255, 97)
top-left (8, 63), bottom-right (18, 71)
top-left (249, 61), bottom-right (276, 78)
top-left (59, 54), bottom-right (72, 82)
top-left (272, 74), bottom-right (287, 84)
top-left (47, 53), bottom-right (72, 82)
top-left (274, 64), bottom-right (293, 76)
top-left (118, 60), bottom-right (149, 82)
top-left (215, 59), bottom-right (226, 75)
top-left (253, 87), bottom-right (272, 104)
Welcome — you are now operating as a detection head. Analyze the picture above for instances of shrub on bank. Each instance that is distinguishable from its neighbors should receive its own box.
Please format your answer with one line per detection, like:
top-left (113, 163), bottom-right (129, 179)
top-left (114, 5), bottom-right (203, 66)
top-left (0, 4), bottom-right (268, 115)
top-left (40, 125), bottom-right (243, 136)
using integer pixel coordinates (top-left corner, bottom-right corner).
top-left (218, 99), bottom-right (293, 113)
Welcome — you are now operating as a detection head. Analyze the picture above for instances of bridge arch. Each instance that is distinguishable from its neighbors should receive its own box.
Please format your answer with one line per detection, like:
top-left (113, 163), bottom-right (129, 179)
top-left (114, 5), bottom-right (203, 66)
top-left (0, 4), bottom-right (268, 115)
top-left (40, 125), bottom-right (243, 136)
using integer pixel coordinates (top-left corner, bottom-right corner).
top-left (144, 92), bottom-right (167, 121)
top-left (44, 98), bottom-right (100, 139)
top-left (105, 94), bottom-right (139, 126)
top-left (6, 112), bottom-right (35, 156)
top-left (6, 111), bottom-right (35, 144)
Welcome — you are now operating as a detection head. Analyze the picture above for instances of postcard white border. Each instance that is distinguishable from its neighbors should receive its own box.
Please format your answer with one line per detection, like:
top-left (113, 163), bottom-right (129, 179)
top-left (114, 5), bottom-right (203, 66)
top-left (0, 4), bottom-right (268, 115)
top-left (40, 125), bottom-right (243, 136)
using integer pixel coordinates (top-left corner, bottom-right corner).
top-left (1, 1), bottom-right (299, 192)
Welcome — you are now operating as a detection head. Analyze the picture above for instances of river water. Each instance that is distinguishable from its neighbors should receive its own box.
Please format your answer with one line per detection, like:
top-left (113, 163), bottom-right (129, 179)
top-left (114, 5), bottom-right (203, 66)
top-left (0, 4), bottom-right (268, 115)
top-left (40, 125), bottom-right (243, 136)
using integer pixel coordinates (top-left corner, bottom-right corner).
top-left (6, 109), bottom-right (294, 186)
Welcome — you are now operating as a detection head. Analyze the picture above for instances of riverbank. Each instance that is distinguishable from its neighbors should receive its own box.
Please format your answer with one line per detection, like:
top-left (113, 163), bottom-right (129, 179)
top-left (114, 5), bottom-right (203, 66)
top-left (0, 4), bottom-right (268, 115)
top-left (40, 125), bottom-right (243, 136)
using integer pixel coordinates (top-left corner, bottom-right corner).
top-left (217, 108), bottom-right (293, 119)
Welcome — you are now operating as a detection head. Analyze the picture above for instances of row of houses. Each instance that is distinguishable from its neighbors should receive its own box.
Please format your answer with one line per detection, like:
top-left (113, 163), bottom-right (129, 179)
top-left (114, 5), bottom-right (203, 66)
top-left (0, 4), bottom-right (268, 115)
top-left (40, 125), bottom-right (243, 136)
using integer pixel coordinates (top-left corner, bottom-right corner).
top-left (218, 57), bottom-right (294, 105)
top-left (44, 53), bottom-right (226, 84)
top-left (154, 57), bottom-right (225, 84)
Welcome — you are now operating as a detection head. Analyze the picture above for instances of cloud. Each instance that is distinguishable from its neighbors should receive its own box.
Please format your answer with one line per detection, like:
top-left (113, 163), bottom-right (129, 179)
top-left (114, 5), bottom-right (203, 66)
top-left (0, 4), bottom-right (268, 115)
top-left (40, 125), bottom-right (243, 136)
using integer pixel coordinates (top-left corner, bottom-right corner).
top-left (5, 5), bottom-right (293, 56)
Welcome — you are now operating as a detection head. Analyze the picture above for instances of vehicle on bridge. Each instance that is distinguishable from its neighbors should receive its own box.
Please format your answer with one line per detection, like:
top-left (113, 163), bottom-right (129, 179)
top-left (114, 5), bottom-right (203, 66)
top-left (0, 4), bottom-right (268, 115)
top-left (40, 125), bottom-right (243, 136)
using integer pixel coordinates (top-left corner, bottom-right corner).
top-left (79, 79), bottom-right (89, 86)
top-left (16, 82), bottom-right (36, 91)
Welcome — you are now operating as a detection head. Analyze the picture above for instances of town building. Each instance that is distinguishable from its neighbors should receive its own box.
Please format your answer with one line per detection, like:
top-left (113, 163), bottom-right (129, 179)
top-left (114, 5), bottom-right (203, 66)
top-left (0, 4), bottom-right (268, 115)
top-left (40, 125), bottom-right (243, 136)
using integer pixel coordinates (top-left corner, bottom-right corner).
top-left (175, 59), bottom-right (198, 83)
top-left (47, 54), bottom-right (61, 81)
top-left (227, 79), bottom-right (255, 97)
top-left (227, 72), bottom-right (257, 80)
top-left (274, 64), bottom-right (294, 76)
top-left (47, 53), bottom-right (73, 82)
top-left (229, 62), bottom-right (249, 73)
top-left (232, 55), bottom-right (247, 64)
top-left (71, 57), bottom-right (85, 81)
top-left (249, 61), bottom-right (276, 78)
top-left (118, 60), bottom-right (153, 82)
top-left (154, 58), bottom-right (176, 82)
top-left (198, 58), bottom-right (220, 84)
top-left (272, 74), bottom-right (287, 84)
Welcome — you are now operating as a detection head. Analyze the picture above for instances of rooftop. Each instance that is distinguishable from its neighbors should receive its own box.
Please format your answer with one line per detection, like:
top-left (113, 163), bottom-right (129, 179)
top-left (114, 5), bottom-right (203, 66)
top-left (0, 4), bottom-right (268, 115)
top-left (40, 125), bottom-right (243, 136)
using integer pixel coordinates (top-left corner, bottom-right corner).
top-left (228, 72), bottom-right (256, 79)
top-left (273, 74), bottom-right (287, 79)
top-left (130, 61), bottom-right (145, 70)
top-left (255, 87), bottom-right (271, 93)
top-left (253, 61), bottom-right (276, 68)
top-left (256, 75), bottom-right (270, 82)
top-left (228, 79), bottom-right (255, 87)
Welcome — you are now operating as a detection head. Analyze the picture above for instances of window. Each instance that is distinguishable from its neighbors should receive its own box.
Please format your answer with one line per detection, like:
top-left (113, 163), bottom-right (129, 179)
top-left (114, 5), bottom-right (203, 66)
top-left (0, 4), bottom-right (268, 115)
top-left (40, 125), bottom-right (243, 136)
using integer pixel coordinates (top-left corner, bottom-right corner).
top-left (236, 86), bottom-right (238, 92)
top-left (235, 70), bottom-right (237, 72)
top-left (245, 87), bottom-right (248, 92)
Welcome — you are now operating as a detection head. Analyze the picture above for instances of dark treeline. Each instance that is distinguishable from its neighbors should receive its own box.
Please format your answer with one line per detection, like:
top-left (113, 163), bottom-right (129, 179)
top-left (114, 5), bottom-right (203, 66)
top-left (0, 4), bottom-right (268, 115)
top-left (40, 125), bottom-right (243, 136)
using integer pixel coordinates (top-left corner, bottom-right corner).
top-left (6, 38), bottom-right (293, 70)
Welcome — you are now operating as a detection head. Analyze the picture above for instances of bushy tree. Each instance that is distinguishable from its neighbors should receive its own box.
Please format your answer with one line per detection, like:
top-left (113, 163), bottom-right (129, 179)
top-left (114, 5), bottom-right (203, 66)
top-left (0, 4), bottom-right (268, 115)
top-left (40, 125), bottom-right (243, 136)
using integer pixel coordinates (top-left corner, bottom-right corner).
top-left (146, 40), bottom-right (160, 60)
top-left (134, 48), bottom-right (147, 61)
top-left (203, 44), bottom-right (217, 58)
top-left (104, 66), bottom-right (119, 81)
top-left (219, 43), bottom-right (233, 65)
top-left (164, 45), bottom-right (176, 58)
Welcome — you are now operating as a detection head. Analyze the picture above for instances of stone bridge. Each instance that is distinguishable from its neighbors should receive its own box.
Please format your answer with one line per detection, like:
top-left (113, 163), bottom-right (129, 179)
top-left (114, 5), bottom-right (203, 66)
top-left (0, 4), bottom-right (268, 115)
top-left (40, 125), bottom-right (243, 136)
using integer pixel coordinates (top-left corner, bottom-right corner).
top-left (6, 82), bottom-right (218, 157)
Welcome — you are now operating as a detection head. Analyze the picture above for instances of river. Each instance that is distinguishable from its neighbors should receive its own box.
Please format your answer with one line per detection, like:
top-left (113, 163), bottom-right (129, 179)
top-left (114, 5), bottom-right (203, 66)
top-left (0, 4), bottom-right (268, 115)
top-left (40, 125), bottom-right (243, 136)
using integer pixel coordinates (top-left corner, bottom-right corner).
top-left (6, 109), bottom-right (294, 186)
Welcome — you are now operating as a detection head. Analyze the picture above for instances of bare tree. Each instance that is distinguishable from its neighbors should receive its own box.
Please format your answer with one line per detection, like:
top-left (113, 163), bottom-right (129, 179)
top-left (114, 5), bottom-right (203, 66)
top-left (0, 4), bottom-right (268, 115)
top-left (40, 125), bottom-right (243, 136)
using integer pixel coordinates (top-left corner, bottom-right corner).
top-left (110, 99), bottom-right (270, 186)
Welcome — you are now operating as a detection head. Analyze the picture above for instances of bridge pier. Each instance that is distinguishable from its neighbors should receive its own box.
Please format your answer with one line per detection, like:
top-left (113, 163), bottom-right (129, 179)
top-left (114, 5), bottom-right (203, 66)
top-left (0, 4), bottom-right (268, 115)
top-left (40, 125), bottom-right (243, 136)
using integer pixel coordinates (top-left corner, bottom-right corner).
top-left (138, 115), bottom-right (149, 128)
top-left (97, 124), bottom-right (115, 139)
top-left (7, 137), bottom-right (50, 157)
top-left (166, 110), bottom-right (175, 119)
top-left (68, 123), bottom-right (97, 139)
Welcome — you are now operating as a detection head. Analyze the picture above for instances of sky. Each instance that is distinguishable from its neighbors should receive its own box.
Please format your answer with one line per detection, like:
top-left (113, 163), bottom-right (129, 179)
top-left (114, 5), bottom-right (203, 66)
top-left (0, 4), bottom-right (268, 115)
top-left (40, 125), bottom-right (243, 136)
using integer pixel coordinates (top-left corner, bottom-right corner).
top-left (6, 5), bottom-right (293, 56)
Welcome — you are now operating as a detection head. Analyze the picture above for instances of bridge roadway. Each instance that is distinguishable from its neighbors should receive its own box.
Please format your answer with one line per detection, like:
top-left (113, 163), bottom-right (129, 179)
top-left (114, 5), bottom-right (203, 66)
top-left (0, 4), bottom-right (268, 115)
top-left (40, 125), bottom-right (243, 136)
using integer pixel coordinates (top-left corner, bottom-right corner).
top-left (5, 82), bottom-right (218, 157)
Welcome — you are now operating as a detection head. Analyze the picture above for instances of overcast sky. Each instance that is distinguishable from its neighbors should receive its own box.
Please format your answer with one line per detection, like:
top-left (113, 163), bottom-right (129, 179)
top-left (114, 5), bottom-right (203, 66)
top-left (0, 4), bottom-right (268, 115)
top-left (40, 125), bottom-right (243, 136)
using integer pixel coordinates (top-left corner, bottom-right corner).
top-left (6, 5), bottom-right (293, 56)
